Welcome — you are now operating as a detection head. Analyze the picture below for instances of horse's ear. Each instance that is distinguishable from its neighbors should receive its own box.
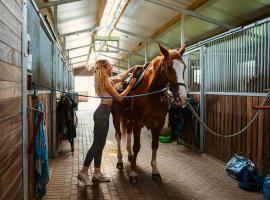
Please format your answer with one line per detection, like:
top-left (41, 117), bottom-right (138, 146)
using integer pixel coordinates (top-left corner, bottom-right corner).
top-left (179, 44), bottom-right (186, 56)
top-left (159, 43), bottom-right (169, 58)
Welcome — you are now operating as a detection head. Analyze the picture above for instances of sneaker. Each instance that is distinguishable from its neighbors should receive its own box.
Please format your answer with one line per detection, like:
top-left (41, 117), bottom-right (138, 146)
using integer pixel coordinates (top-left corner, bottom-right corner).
top-left (77, 171), bottom-right (92, 186)
top-left (92, 173), bottom-right (111, 182)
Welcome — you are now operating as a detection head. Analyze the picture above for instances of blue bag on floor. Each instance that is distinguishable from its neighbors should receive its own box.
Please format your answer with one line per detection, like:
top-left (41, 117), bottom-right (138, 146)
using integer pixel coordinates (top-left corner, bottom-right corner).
top-left (239, 166), bottom-right (262, 191)
top-left (226, 154), bottom-right (255, 181)
top-left (263, 177), bottom-right (270, 200)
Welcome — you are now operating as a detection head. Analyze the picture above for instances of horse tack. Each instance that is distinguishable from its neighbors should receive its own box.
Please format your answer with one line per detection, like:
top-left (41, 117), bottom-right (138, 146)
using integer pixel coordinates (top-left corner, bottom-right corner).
top-left (117, 63), bottom-right (150, 92)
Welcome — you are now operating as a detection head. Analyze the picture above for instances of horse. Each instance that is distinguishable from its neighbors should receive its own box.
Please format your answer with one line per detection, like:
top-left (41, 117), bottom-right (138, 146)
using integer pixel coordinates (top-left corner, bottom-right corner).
top-left (111, 44), bottom-right (187, 183)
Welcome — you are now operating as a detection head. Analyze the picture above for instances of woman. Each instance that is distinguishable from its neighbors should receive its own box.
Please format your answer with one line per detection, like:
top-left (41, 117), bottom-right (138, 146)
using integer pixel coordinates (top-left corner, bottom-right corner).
top-left (77, 59), bottom-right (136, 185)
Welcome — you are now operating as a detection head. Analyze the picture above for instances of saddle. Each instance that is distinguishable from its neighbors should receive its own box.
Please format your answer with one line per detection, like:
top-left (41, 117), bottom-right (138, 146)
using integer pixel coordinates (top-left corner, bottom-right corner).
top-left (117, 63), bottom-right (149, 110)
top-left (117, 62), bottom-right (149, 92)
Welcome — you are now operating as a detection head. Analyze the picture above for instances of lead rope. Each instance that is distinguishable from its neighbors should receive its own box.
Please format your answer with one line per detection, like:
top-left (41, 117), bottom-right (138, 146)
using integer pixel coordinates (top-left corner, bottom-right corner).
top-left (186, 92), bottom-right (270, 138)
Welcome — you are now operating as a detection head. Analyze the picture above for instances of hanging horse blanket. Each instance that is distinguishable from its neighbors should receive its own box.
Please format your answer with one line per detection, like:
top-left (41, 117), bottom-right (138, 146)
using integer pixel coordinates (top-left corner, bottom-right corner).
top-left (56, 95), bottom-right (77, 152)
top-left (34, 101), bottom-right (50, 198)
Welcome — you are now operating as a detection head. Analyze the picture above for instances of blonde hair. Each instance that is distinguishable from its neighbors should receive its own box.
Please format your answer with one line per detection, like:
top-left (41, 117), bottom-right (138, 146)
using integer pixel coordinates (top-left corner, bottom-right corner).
top-left (94, 59), bottom-right (109, 96)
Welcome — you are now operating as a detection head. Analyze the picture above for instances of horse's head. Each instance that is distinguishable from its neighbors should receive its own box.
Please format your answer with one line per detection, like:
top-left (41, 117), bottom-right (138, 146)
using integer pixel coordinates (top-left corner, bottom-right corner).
top-left (159, 44), bottom-right (187, 107)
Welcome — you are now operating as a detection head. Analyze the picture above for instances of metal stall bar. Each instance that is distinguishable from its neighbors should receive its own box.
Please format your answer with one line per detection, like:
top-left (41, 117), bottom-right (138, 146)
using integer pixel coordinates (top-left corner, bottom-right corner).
top-left (248, 27), bottom-right (251, 92)
top-left (244, 30), bottom-right (247, 92)
top-left (52, 43), bottom-right (57, 157)
top-left (240, 32), bottom-right (244, 92)
top-left (261, 24), bottom-right (265, 92)
top-left (267, 21), bottom-right (270, 89)
top-left (263, 22), bottom-right (267, 91)
top-left (257, 25), bottom-right (262, 92)
top-left (145, 39), bottom-right (148, 64)
top-left (186, 17), bottom-right (270, 52)
top-left (22, 0), bottom-right (28, 199)
top-left (199, 46), bottom-right (206, 153)
top-left (232, 34), bottom-right (236, 92)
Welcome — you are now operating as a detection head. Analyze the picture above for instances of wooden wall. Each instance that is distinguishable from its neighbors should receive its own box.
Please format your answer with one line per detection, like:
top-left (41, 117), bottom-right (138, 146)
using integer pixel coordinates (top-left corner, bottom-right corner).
top-left (28, 93), bottom-right (53, 199)
top-left (205, 95), bottom-right (270, 175)
top-left (180, 94), bottom-right (270, 174)
top-left (0, 0), bottom-right (23, 199)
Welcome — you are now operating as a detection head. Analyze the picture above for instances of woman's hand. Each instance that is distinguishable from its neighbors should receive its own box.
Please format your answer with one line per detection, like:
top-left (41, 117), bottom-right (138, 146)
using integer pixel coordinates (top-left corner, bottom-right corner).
top-left (128, 78), bottom-right (136, 88)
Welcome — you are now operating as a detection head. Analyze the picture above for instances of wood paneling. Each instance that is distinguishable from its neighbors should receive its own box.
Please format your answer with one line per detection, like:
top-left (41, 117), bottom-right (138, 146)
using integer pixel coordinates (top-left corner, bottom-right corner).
top-left (0, 20), bottom-right (21, 52)
top-left (0, 1), bottom-right (21, 37)
top-left (0, 97), bottom-right (21, 119)
top-left (0, 0), bottom-right (23, 199)
top-left (0, 81), bottom-right (21, 100)
top-left (202, 95), bottom-right (270, 175)
top-left (0, 41), bottom-right (21, 67)
top-left (1, 0), bottom-right (23, 23)
top-left (0, 61), bottom-right (21, 81)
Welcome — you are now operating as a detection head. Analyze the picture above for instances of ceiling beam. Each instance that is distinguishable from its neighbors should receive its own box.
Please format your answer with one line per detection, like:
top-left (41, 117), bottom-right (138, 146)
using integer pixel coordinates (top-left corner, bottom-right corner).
top-left (71, 60), bottom-right (86, 65)
top-left (112, 0), bottom-right (131, 30)
top-left (86, 0), bottom-right (107, 64)
top-left (59, 26), bottom-right (100, 37)
top-left (96, 0), bottom-right (107, 26)
top-left (70, 54), bottom-right (89, 60)
top-left (114, 27), bottom-right (173, 48)
top-left (38, 0), bottom-right (83, 9)
top-left (145, 0), bottom-right (235, 29)
top-left (106, 44), bottom-right (144, 58)
top-left (99, 53), bottom-right (128, 63)
top-left (113, 64), bottom-right (128, 71)
top-left (66, 44), bottom-right (92, 51)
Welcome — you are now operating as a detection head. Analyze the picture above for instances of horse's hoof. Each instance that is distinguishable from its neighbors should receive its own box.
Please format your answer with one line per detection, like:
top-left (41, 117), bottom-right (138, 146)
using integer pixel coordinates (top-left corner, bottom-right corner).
top-left (116, 162), bottom-right (124, 169)
top-left (152, 173), bottom-right (162, 181)
top-left (129, 176), bottom-right (138, 184)
top-left (128, 155), bottom-right (133, 163)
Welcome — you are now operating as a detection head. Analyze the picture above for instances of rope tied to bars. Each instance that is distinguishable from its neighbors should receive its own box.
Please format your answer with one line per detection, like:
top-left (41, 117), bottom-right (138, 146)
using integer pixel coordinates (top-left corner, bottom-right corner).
top-left (186, 92), bottom-right (270, 138)
top-left (31, 82), bottom-right (168, 99)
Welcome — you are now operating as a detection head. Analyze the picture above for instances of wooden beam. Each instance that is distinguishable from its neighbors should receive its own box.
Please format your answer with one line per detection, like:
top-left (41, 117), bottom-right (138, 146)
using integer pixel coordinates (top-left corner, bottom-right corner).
top-left (38, 0), bottom-right (82, 9)
top-left (96, 0), bottom-right (107, 27)
top-left (86, 0), bottom-right (107, 64)
top-left (113, 0), bottom-right (131, 29)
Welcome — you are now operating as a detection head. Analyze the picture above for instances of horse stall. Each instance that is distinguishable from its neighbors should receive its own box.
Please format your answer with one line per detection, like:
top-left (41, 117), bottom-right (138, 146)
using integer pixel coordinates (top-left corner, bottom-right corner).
top-left (181, 17), bottom-right (270, 175)
top-left (26, 0), bottom-right (74, 198)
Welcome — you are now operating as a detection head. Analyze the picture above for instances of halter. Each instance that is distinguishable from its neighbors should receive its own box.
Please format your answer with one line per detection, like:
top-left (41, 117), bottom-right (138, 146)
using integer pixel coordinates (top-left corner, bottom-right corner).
top-left (172, 82), bottom-right (186, 89)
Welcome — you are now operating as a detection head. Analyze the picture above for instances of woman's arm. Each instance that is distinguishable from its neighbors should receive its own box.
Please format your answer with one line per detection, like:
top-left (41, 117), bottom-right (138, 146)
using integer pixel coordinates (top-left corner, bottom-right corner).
top-left (110, 66), bottom-right (135, 84)
top-left (105, 78), bottom-right (136, 102)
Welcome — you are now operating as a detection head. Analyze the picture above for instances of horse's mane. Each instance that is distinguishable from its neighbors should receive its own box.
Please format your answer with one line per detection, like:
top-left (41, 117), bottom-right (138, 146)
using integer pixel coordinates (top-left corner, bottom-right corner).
top-left (150, 55), bottom-right (163, 70)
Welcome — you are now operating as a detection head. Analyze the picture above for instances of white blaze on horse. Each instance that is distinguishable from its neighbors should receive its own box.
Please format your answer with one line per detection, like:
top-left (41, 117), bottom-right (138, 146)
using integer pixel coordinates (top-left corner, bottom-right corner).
top-left (112, 44), bottom-right (187, 183)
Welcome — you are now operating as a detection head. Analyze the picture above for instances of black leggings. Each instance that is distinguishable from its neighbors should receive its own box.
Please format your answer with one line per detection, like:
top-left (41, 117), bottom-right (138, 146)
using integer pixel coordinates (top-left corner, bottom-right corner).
top-left (84, 104), bottom-right (111, 168)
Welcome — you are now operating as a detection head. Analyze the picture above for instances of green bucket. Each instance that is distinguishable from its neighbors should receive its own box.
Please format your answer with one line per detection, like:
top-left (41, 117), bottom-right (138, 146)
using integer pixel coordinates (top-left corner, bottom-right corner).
top-left (159, 135), bottom-right (171, 143)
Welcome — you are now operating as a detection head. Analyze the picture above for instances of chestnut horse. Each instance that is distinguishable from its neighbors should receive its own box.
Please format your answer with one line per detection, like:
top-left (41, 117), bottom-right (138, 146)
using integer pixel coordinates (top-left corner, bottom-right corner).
top-left (111, 44), bottom-right (187, 183)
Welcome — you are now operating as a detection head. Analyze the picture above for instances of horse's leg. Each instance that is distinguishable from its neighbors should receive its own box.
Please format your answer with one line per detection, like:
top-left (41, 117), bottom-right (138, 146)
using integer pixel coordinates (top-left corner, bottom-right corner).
top-left (151, 121), bottom-right (164, 181)
top-left (126, 121), bottom-right (133, 162)
top-left (129, 123), bottom-right (142, 184)
top-left (113, 114), bottom-right (124, 169)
